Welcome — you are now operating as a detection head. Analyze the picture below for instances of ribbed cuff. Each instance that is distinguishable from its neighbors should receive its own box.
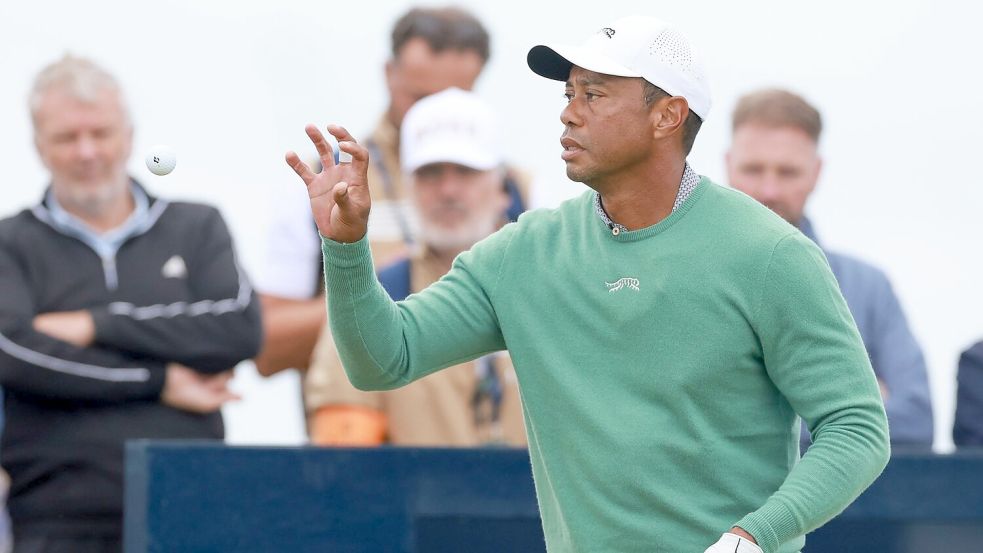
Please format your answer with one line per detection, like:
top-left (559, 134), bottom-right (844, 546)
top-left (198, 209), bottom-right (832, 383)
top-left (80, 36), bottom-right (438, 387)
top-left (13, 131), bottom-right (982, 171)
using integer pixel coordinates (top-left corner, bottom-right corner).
top-left (320, 234), bottom-right (377, 296)
top-left (320, 233), bottom-right (372, 267)
top-left (735, 501), bottom-right (799, 553)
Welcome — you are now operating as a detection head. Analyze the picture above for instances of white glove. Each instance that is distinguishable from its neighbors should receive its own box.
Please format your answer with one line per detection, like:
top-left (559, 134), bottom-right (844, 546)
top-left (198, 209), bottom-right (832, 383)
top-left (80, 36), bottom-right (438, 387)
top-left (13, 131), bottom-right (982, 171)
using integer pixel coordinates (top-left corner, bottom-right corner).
top-left (703, 532), bottom-right (764, 553)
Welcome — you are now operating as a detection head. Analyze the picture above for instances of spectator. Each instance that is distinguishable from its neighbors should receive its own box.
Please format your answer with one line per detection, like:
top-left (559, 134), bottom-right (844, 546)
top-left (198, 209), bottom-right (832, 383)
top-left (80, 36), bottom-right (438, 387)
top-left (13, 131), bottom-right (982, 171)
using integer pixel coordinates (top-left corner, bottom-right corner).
top-left (0, 54), bottom-right (261, 552)
top-left (726, 88), bottom-right (933, 448)
top-left (305, 88), bottom-right (526, 447)
top-left (954, 340), bottom-right (983, 446)
top-left (254, 6), bottom-right (529, 381)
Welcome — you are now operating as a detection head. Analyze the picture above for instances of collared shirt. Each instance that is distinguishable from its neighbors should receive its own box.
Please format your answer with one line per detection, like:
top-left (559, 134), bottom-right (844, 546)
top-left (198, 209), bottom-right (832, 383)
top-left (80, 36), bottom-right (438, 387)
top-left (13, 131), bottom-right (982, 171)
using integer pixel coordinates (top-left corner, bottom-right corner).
top-left (39, 181), bottom-right (167, 290)
top-left (593, 163), bottom-right (700, 233)
top-left (46, 182), bottom-right (150, 259)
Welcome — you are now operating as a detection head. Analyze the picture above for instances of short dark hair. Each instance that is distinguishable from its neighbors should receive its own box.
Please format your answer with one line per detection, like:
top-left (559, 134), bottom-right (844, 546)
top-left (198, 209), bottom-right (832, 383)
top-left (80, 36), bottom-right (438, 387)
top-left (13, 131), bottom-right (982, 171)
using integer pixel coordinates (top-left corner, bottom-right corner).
top-left (391, 7), bottom-right (491, 64)
top-left (732, 88), bottom-right (822, 142)
top-left (643, 81), bottom-right (702, 155)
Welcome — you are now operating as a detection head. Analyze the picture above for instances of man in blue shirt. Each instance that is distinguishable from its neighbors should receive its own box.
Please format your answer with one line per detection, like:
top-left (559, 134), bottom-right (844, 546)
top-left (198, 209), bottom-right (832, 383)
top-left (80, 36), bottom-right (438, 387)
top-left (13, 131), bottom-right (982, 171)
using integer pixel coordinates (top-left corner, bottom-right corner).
top-left (726, 88), bottom-right (933, 448)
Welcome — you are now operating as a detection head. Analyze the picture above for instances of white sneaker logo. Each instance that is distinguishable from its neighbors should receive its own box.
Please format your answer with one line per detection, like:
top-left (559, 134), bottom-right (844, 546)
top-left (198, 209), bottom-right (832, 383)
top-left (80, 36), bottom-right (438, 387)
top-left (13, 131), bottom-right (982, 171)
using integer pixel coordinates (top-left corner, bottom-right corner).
top-left (605, 277), bottom-right (640, 292)
top-left (162, 255), bottom-right (188, 279)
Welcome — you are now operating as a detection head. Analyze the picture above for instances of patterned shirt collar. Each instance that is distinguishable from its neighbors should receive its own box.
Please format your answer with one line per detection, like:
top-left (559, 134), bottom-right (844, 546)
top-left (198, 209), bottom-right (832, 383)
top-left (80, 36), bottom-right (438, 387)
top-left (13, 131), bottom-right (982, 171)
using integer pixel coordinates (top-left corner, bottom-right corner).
top-left (593, 163), bottom-right (700, 233)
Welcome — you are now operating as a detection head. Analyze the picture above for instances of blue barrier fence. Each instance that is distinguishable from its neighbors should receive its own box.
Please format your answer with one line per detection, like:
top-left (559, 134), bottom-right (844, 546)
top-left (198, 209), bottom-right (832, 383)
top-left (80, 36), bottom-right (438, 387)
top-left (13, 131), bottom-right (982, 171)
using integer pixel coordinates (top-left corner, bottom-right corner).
top-left (124, 443), bottom-right (983, 552)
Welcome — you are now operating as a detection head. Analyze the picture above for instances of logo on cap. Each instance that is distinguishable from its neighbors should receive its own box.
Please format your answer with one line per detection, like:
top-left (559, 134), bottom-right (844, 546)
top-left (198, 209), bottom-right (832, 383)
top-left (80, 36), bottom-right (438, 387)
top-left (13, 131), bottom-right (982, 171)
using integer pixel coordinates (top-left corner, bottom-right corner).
top-left (600, 27), bottom-right (616, 38)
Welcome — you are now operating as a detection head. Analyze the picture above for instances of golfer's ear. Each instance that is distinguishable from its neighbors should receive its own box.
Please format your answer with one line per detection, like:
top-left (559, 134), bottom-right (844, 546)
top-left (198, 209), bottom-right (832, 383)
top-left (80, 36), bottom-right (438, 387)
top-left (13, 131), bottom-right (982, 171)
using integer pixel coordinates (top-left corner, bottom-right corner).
top-left (652, 96), bottom-right (688, 141)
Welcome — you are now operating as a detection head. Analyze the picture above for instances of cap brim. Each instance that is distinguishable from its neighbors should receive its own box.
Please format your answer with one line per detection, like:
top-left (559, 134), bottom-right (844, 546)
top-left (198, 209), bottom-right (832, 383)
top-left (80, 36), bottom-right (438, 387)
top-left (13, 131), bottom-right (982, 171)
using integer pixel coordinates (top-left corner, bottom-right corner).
top-left (527, 44), bottom-right (641, 82)
top-left (404, 144), bottom-right (499, 175)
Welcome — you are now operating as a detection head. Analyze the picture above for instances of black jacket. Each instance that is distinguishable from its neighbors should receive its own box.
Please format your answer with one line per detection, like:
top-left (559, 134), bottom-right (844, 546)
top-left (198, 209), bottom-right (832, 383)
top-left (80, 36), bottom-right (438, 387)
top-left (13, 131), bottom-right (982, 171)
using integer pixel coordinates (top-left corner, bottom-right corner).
top-left (0, 183), bottom-right (261, 536)
top-left (954, 341), bottom-right (983, 447)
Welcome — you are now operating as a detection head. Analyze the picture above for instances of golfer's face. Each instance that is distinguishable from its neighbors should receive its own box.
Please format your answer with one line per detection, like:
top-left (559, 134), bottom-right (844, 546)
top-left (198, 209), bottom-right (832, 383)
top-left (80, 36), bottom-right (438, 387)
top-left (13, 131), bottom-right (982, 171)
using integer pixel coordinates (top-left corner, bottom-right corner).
top-left (559, 67), bottom-right (654, 187)
top-left (727, 124), bottom-right (821, 225)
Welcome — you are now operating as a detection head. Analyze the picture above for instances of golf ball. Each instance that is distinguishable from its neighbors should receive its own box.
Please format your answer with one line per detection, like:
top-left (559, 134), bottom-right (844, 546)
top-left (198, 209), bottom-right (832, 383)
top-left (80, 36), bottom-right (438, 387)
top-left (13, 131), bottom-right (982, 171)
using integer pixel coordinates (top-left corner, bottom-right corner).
top-left (146, 146), bottom-right (177, 176)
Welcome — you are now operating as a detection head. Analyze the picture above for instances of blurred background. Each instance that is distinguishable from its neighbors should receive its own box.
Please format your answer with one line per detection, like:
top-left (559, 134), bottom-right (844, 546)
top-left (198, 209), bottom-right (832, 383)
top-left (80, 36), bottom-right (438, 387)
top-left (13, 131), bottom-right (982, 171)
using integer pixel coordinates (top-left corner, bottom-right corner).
top-left (2, 0), bottom-right (979, 451)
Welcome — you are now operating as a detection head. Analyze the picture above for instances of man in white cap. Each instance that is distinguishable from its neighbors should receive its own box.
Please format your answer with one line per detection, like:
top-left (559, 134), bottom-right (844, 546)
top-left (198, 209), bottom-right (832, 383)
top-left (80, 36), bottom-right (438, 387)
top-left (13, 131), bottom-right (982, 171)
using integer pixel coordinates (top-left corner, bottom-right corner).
top-left (286, 15), bottom-right (889, 553)
top-left (303, 89), bottom-right (526, 447)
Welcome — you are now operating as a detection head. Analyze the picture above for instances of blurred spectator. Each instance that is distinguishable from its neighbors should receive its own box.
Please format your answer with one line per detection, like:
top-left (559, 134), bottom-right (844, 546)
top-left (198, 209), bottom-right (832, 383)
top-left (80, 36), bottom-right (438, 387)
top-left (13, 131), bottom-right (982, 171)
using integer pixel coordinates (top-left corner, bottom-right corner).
top-left (0, 54), bottom-right (260, 552)
top-left (254, 6), bottom-right (529, 386)
top-left (726, 88), bottom-right (933, 448)
top-left (954, 340), bottom-right (983, 446)
top-left (305, 88), bottom-right (526, 447)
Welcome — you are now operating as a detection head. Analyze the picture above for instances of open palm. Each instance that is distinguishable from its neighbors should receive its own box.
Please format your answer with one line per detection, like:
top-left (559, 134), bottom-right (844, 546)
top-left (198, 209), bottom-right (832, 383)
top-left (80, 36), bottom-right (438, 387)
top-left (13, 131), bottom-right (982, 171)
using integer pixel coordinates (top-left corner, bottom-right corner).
top-left (285, 124), bottom-right (371, 243)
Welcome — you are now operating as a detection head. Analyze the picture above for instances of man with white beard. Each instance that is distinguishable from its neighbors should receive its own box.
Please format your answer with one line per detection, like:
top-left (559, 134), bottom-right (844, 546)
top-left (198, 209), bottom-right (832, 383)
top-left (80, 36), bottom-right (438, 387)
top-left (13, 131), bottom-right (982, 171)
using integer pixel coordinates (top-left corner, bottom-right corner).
top-left (304, 88), bottom-right (527, 447)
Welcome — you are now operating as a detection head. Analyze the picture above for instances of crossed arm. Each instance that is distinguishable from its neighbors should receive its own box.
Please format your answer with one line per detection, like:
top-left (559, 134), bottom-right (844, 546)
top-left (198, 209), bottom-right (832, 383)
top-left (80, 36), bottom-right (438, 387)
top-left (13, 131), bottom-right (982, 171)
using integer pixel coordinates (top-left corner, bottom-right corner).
top-left (0, 212), bottom-right (257, 412)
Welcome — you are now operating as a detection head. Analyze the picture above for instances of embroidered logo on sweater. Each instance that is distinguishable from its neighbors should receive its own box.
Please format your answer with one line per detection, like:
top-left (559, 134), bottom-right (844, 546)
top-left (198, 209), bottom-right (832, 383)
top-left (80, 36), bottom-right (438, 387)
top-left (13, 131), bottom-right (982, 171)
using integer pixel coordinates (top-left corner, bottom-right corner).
top-left (605, 277), bottom-right (639, 292)
top-left (161, 255), bottom-right (188, 279)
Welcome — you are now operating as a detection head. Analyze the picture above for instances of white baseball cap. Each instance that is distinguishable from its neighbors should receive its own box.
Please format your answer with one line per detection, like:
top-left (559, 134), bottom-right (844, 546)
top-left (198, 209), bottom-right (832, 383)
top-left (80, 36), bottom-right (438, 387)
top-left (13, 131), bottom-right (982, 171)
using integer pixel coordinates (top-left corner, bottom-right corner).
top-left (400, 87), bottom-right (503, 174)
top-left (527, 15), bottom-right (711, 120)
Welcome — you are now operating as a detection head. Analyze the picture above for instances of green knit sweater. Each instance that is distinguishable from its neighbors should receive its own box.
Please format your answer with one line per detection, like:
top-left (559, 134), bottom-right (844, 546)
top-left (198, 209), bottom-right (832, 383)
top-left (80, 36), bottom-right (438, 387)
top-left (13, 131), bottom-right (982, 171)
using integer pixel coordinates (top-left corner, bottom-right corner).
top-left (321, 177), bottom-right (890, 553)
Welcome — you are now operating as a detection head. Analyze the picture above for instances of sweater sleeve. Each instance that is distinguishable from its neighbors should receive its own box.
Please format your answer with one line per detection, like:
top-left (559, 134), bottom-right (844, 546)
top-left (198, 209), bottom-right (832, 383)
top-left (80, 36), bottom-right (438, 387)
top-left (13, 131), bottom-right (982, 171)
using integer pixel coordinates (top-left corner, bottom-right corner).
top-left (0, 245), bottom-right (166, 403)
top-left (320, 227), bottom-right (511, 392)
top-left (89, 208), bottom-right (262, 374)
top-left (735, 232), bottom-right (890, 553)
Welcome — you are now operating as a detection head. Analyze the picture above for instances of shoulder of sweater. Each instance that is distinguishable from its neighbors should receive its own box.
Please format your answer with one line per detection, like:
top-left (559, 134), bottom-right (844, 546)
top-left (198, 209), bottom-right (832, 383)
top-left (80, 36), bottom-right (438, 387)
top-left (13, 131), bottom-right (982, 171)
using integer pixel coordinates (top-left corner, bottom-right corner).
top-left (0, 208), bottom-right (37, 228)
top-left (510, 190), bottom-right (593, 232)
top-left (460, 193), bottom-right (592, 271)
top-left (698, 181), bottom-right (803, 250)
top-left (154, 200), bottom-right (224, 225)
top-left (0, 209), bottom-right (45, 244)
top-left (703, 181), bottom-right (787, 225)
top-left (157, 199), bottom-right (220, 216)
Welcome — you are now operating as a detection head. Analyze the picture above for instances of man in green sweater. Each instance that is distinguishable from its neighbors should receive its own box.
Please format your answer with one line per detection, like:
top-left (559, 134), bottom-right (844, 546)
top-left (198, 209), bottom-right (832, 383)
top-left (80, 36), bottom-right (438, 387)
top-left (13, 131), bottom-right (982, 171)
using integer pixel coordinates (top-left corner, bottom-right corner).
top-left (285, 15), bottom-right (890, 553)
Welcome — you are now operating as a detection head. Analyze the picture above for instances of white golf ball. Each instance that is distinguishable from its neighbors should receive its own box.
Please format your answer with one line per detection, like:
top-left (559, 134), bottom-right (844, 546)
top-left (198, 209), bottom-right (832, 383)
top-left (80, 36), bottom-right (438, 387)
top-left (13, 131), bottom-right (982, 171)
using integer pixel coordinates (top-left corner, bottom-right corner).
top-left (145, 145), bottom-right (177, 176)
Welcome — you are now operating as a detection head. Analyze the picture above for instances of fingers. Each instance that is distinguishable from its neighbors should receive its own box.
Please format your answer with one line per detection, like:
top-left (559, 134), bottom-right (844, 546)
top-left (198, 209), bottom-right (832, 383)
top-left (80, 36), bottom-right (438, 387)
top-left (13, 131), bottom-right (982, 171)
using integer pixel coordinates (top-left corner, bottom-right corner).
top-left (305, 124), bottom-right (337, 170)
top-left (221, 390), bottom-right (243, 403)
top-left (326, 124), bottom-right (355, 144)
top-left (285, 151), bottom-right (315, 186)
top-left (205, 373), bottom-right (231, 391)
top-left (332, 182), bottom-right (350, 205)
top-left (211, 370), bottom-right (234, 384)
top-left (327, 125), bottom-right (369, 173)
top-left (203, 371), bottom-right (235, 393)
top-left (337, 140), bottom-right (370, 177)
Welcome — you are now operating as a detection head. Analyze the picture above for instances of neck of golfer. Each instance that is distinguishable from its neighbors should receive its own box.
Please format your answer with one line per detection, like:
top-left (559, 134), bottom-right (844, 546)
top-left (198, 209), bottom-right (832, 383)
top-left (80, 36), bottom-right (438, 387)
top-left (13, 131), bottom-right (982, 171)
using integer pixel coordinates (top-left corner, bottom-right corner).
top-left (596, 156), bottom-right (685, 230)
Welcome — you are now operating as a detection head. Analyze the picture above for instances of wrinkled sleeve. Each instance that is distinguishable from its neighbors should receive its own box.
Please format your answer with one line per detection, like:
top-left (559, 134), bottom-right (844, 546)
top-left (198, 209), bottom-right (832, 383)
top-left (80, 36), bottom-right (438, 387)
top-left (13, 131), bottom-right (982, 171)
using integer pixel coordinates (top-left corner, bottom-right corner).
top-left (735, 232), bottom-right (890, 553)
top-left (320, 226), bottom-right (514, 391)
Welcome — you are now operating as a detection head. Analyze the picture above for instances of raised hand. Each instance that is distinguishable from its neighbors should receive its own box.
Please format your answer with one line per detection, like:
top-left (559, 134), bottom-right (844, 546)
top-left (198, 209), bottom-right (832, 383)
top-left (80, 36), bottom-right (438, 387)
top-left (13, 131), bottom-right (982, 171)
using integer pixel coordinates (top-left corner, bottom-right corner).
top-left (285, 124), bottom-right (371, 243)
